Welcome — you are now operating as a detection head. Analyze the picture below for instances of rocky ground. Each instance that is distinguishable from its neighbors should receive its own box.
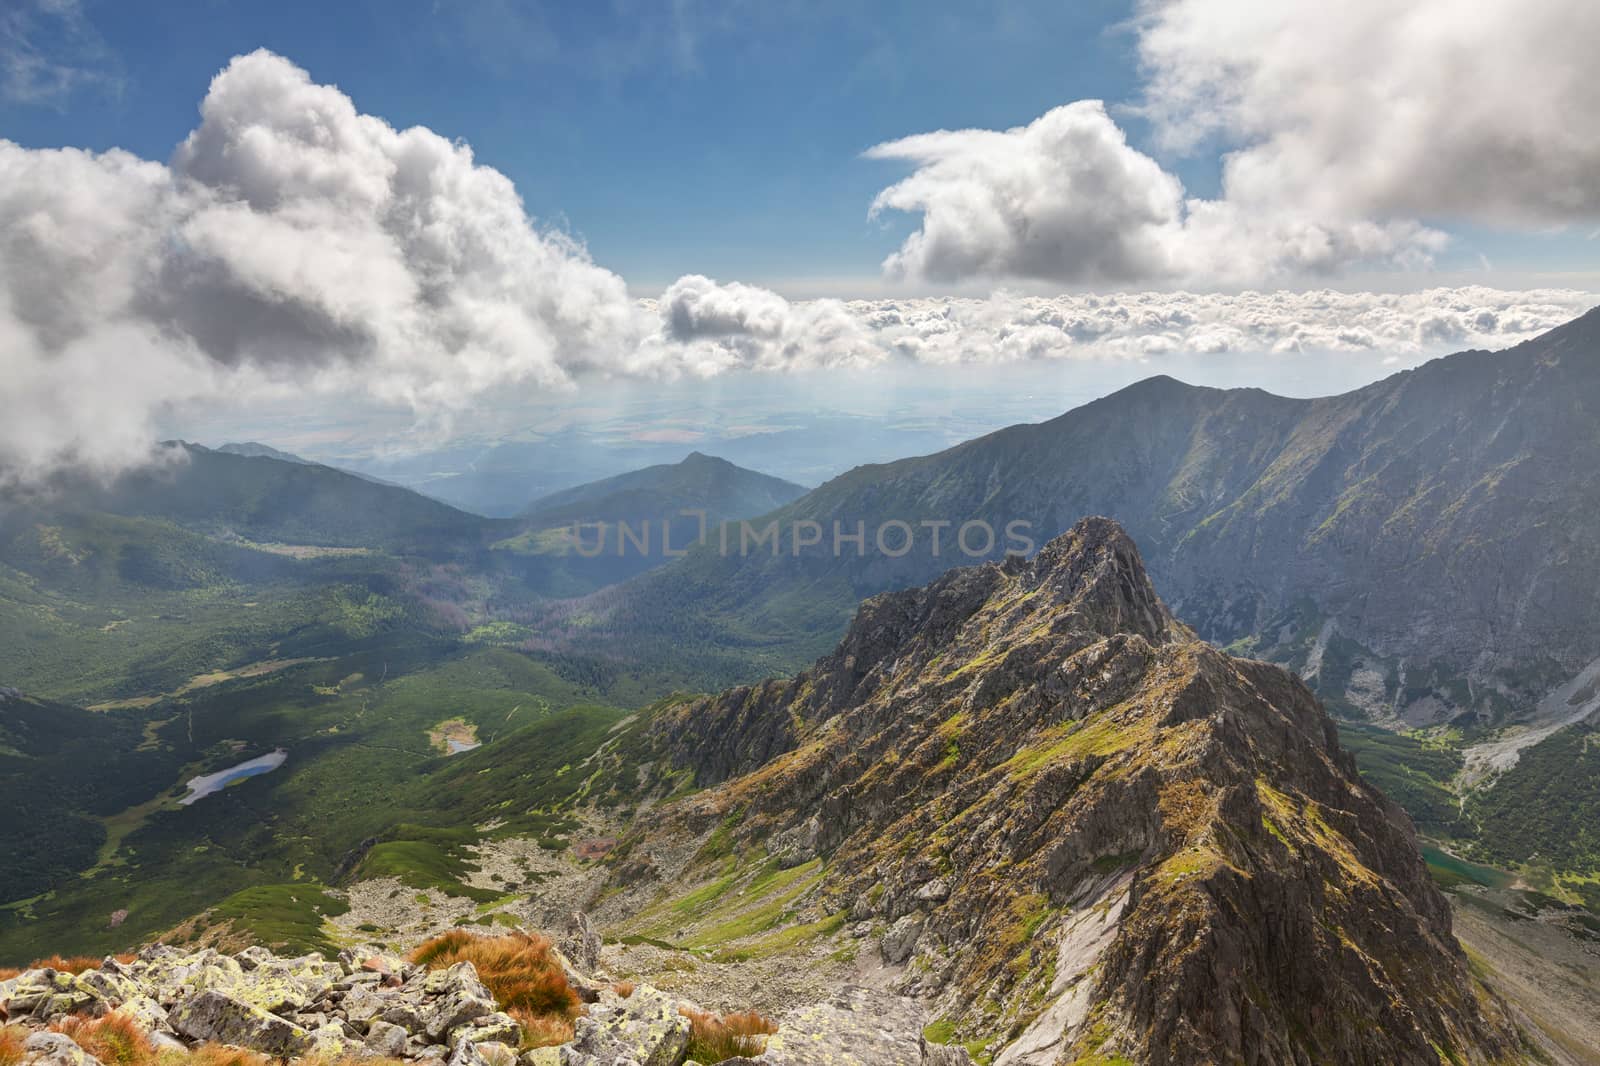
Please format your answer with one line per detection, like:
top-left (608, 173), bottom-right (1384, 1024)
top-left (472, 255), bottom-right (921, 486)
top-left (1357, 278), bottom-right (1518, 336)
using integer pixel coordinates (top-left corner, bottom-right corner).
top-left (1450, 893), bottom-right (1600, 1066)
top-left (0, 934), bottom-right (947, 1066)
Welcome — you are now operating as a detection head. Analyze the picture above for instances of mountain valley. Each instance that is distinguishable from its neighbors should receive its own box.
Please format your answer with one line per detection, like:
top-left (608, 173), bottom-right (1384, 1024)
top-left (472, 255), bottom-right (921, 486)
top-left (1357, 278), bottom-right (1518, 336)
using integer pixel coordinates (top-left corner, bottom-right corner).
top-left (4, 318), bottom-right (1600, 1062)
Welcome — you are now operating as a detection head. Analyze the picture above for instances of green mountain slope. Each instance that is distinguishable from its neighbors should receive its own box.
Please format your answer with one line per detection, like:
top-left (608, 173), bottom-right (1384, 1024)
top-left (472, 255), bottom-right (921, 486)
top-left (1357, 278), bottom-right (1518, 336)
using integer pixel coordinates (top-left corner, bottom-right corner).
top-left (492, 452), bottom-right (808, 597)
top-left (574, 307), bottom-right (1600, 727)
top-left (521, 451), bottom-right (805, 527)
top-left (47, 443), bottom-right (493, 553)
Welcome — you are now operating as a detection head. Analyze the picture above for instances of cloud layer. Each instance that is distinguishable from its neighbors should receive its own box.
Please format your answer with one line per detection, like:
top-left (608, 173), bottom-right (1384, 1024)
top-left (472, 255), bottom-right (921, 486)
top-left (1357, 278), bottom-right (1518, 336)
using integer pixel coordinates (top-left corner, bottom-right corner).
top-left (1, 50), bottom-right (646, 482)
top-left (868, 0), bottom-right (1600, 285)
top-left (1, 47), bottom-right (1596, 484)
top-left (653, 284), bottom-right (1597, 368)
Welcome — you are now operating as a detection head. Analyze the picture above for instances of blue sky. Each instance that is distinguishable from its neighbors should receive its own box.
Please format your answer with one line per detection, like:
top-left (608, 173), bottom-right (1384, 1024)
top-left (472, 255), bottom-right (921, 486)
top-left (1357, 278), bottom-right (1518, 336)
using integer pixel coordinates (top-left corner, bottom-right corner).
top-left (2, 0), bottom-right (1598, 484)
top-left (2, 0), bottom-right (1165, 290)
top-left (17, 0), bottom-right (1594, 293)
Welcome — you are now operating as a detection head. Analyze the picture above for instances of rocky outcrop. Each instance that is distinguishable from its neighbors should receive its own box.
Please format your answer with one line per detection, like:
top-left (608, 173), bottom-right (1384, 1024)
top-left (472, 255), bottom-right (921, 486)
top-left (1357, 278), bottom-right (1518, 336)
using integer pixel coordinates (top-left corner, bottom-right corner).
top-left (757, 987), bottom-right (925, 1066)
top-left (617, 519), bottom-right (1526, 1064)
top-left (561, 986), bottom-right (688, 1066)
top-left (169, 990), bottom-right (316, 1057)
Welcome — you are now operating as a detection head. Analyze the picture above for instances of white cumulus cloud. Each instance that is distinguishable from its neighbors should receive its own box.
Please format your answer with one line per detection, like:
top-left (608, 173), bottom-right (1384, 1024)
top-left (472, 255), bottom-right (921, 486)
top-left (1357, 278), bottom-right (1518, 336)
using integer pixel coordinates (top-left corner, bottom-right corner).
top-left (866, 101), bottom-right (1445, 286)
top-left (867, 0), bottom-right (1600, 286)
top-left (1138, 0), bottom-right (1600, 227)
top-left (0, 49), bottom-right (647, 483)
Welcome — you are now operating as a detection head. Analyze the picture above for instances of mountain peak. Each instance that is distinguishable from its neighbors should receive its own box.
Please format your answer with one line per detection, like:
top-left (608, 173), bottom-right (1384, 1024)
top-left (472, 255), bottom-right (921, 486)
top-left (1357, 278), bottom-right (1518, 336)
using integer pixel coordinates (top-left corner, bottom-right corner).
top-left (1023, 515), bottom-right (1171, 641)
top-left (628, 524), bottom-right (1516, 1063)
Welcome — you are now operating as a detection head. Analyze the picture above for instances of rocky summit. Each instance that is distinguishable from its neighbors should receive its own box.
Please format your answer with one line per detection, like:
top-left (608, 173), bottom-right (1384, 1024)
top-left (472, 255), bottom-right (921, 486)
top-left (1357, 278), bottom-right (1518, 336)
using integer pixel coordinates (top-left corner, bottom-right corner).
top-left (603, 518), bottom-right (1527, 1064)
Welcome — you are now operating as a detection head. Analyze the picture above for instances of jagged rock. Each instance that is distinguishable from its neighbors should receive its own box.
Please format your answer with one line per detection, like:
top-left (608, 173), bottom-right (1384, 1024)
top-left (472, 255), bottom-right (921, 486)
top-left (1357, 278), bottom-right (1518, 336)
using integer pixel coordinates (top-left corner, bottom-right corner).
top-left (380, 1002), bottom-right (427, 1032)
top-left (560, 985), bottom-right (689, 1066)
top-left (448, 1030), bottom-right (515, 1062)
top-left (465, 1042), bottom-right (518, 1066)
top-left (306, 1023), bottom-right (361, 1058)
top-left (117, 995), bottom-right (169, 1033)
top-left (880, 914), bottom-right (924, 965)
top-left (421, 989), bottom-right (497, 1043)
top-left (423, 962), bottom-right (493, 1001)
top-left (366, 1019), bottom-right (411, 1057)
top-left (169, 989), bottom-right (314, 1056)
top-left (555, 912), bottom-right (603, 974)
top-left (518, 1050), bottom-right (561, 1066)
top-left (342, 984), bottom-right (390, 1028)
top-left (74, 966), bottom-right (139, 1007)
top-left (20, 1032), bottom-right (103, 1066)
top-left (450, 1012), bottom-right (522, 1047)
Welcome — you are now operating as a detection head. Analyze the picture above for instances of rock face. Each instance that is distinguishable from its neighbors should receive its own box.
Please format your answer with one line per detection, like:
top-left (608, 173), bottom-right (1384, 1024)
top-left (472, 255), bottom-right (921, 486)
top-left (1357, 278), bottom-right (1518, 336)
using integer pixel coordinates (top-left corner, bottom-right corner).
top-left (626, 518), bottom-right (1524, 1064)
top-left (757, 987), bottom-right (926, 1066)
top-left (19, 1032), bottom-right (104, 1066)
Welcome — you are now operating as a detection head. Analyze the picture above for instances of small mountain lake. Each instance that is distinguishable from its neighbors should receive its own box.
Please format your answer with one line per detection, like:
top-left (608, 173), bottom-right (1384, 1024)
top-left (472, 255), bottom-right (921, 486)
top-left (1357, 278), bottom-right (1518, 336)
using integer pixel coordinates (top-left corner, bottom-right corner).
top-left (446, 739), bottom-right (481, 754)
top-left (1420, 844), bottom-right (1516, 890)
top-left (180, 749), bottom-right (288, 805)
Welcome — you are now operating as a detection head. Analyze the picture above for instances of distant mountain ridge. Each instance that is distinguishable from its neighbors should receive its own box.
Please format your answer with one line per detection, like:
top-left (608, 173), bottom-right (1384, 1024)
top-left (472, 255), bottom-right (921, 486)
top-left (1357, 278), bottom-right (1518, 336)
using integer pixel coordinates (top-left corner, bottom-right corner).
top-left (217, 441), bottom-right (411, 492)
top-left (580, 306), bottom-right (1600, 733)
top-left (4, 442), bottom-right (490, 555)
top-left (216, 441), bottom-right (316, 465)
top-left (487, 452), bottom-right (809, 597)
top-left (521, 451), bottom-right (806, 527)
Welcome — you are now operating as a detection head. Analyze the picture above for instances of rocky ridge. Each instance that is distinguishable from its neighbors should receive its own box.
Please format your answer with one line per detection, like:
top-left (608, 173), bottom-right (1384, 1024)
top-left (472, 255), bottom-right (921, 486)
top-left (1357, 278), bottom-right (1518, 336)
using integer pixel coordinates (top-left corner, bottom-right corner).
top-left (605, 518), bottom-right (1529, 1064)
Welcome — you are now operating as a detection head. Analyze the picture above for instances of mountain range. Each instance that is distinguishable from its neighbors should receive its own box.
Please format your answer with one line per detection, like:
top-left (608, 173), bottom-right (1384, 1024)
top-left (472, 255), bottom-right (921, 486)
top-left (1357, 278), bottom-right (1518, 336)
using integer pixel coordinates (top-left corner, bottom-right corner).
top-left (579, 306), bottom-right (1600, 735)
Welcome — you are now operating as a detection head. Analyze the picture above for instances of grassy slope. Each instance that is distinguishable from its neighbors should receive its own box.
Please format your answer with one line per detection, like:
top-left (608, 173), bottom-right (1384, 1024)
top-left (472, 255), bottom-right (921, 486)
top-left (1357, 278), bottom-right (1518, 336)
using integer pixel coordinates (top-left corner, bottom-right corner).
top-left (0, 641), bottom-right (638, 964)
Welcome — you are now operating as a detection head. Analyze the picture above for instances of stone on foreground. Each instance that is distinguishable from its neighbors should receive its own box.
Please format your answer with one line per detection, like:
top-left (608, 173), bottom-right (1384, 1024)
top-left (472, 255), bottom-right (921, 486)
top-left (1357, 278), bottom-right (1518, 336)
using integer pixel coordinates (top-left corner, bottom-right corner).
top-left (169, 989), bottom-right (314, 1056)
top-left (755, 987), bottom-right (924, 1066)
top-left (560, 986), bottom-right (689, 1066)
top-left (19, 1032), bottom-right (104, 1066)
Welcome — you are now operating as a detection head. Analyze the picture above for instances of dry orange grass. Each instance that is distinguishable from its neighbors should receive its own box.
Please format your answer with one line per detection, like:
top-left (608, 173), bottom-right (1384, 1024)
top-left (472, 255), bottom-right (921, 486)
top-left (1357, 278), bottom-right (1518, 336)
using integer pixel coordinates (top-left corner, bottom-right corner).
top-left (408, 932), bottom-right (580, 1032)
top-left (0, 1026), bottom-right (26, 1066)
top-left (0, 969), bottom-right (20, 982)
top-left (611, 980), bottom-right (636, 998)
top-left (52, 1012), bottom-right (156, 1066)
top-left (680, 1008), bottom-right (779, 1062)
top-left (508, 1008), bottom-right (575, 1050)
top-left (25, 956), bottom-right (105, 975)
top-left (180, 1045), bottom-right (273, 1066)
